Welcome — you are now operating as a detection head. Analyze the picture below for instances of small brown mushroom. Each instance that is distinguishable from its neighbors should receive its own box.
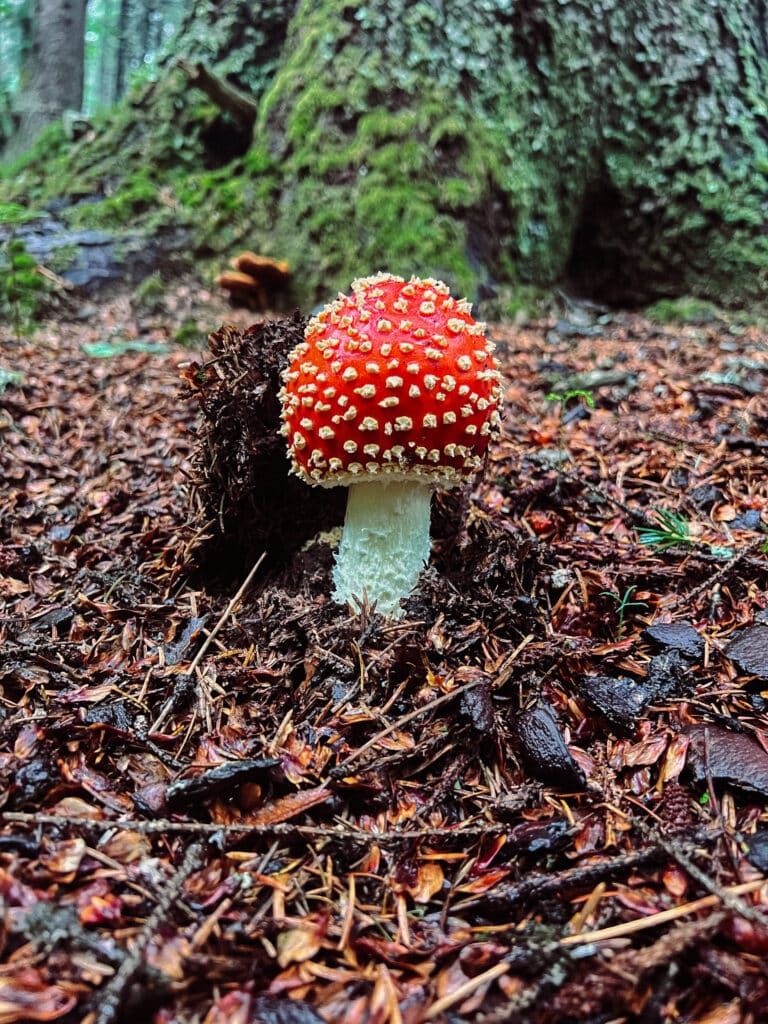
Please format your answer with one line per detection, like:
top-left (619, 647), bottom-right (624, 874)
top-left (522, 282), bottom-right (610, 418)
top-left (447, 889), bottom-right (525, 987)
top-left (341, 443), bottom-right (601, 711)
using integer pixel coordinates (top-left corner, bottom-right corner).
top-left (216, 254), bottom-right (291, 311)
top-left (215, 269), bottom-right (266, 310)
top-left (233, 252), bottom-right (290, 284)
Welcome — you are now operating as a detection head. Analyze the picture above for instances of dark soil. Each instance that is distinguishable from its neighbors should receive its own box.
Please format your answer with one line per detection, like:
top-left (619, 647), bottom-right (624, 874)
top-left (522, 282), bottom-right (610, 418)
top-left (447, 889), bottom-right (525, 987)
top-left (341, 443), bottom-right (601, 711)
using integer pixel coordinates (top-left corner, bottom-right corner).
top-left (1, 284), bottom-right (767, 1024)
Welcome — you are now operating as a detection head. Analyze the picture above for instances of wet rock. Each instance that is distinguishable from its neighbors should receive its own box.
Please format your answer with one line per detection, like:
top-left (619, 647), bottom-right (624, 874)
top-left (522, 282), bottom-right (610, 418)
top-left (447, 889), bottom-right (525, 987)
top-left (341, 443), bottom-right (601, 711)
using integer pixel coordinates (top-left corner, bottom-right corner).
top-left (512, 703), bottom-right (586, 790)
top-left (83, 699), bottom-right (137, 734)
top-left (460, 683), bottom-right (496, 734)
top-left (551, 319), bottom-right (604, 338)
top-left (8, 757), bottom-right (58, 808)
top-left (645, 621), bottom-right (704, 658)
top-left (0, 216), bottom-right (188, 293)
top-left (685, 725), bottom-right (768, 796)
top-left (730, 509), bottom-right (763, 531)
top-left (727, 625), bottom-right (768, 678)
top-left (251, 995), bottom-right (326, 1024)
top-left (688, 483), bottom-right (722, 509)
top-left (505, 817), bottom-right (570, 856)
top-left (646, 649), bottom-right (690, 697)
top-left (580, 650), bottom-right (689, 731)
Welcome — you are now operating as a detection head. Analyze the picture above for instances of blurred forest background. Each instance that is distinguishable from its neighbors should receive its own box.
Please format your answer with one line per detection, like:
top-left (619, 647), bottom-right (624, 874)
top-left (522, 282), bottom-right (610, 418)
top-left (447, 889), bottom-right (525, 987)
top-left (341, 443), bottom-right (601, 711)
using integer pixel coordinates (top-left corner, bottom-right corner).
top-left (0, 0), bottom-right (187, 151)
top-left (1, 0), bottom-right (768, 317)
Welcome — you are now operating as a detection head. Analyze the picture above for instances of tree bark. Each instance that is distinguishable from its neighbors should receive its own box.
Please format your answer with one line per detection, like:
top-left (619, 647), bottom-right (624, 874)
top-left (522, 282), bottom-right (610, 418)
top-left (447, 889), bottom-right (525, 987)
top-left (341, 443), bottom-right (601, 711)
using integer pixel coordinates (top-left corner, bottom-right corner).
top-left (245, 0), bottom-right (768, 307)
top-left (114, 0), bottom-right (132, 99)
top-left (96, 1), bottom-right (118, 111)
top-left (12, 0), bottom-right (87, 152)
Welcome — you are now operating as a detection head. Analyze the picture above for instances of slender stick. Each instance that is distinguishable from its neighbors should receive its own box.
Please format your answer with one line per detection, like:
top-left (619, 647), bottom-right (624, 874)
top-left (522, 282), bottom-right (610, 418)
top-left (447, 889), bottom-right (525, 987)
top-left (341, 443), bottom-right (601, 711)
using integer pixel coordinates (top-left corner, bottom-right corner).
top-left (187, 551), bottom-right (267, 676)
top-left (94, 842), bottom-right (204, 1024)
top-left (423, 961), bottom-right (511, 1020)
top-left (560, 877), bottom-right (765, 946)
top-left (149, 552), bottom-right (266, 733)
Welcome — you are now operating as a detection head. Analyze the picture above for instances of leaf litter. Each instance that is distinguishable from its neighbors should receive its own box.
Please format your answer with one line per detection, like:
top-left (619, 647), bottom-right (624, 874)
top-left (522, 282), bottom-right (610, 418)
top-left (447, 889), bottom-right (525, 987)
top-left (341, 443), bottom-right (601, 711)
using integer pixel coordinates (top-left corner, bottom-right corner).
top-left (1, 286), bottom-right (768, 1022)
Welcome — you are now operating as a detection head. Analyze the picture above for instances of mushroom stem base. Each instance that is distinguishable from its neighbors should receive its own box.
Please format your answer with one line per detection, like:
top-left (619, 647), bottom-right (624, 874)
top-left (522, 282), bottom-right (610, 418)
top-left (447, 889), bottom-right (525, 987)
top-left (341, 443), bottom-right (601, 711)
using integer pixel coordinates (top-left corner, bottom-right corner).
top-left (332, 479), bottom-right (432, 617)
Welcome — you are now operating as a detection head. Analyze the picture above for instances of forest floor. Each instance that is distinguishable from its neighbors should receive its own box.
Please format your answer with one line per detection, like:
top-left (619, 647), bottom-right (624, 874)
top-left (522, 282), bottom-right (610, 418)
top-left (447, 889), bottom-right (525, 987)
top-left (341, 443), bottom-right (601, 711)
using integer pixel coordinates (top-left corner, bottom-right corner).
top-left (1, 282), bottom-right (768, 1024)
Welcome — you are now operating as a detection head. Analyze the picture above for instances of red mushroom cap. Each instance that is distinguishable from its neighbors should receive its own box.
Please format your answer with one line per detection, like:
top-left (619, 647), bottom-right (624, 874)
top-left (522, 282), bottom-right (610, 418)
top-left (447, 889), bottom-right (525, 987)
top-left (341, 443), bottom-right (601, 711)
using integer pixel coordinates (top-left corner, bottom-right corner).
top-left (279, 273), bottom-right (503, 486)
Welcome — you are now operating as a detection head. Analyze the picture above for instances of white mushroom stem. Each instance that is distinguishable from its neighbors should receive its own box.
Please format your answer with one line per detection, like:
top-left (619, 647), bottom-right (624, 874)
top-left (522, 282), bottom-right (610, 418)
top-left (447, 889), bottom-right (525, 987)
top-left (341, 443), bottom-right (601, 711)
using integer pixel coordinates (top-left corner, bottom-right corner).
top-left (332, 478), bottom-right (433, 617)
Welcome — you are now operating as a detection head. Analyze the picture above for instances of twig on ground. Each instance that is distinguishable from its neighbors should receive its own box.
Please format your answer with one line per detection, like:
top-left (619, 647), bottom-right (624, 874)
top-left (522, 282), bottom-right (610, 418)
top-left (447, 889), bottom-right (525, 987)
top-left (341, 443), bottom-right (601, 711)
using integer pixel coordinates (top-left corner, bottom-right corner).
top-left (451, 846), bottom-right (671, 913)
top-left (666, 535), bottom-right (767, 611)
top-left (1, 809), bottom-right (510, 844)
top-left (630, 814), bottom-right (768, 928)
top-left (561, 878), bottom-right (763, 946)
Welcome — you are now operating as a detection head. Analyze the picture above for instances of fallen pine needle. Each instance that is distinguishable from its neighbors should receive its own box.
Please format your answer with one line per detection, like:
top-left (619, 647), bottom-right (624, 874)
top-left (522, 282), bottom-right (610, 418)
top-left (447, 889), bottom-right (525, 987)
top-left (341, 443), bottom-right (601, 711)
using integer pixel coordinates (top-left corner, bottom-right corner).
top-left (187, 551), bottom-right (267, 676)
top-left (423, 960), bottom-right (511, 1020)
top-left (149, 552), bottom-right (266, 732)
top-left (560, 877), bottom-right (766, 946)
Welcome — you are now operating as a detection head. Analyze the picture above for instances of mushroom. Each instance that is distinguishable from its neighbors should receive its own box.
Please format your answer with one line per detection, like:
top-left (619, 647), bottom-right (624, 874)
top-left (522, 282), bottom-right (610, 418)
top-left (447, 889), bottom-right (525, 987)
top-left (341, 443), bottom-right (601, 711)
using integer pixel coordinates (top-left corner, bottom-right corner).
top-left (278, 273), bottom-right (503, 616)
top-left (216, 253), bottom-right (291, 310)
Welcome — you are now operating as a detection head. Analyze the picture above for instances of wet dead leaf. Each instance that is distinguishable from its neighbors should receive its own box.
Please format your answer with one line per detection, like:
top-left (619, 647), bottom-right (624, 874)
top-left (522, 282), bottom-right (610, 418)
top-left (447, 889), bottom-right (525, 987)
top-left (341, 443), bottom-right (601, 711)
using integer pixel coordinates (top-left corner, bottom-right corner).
top-left (727, 625), bottom-right (768, 678)
top-left (686, 725), bottom-right (768, 796)
top-left (277, 926), bottom-right (323, 968)
top-left (0, 971), bottom-right (76, 1023)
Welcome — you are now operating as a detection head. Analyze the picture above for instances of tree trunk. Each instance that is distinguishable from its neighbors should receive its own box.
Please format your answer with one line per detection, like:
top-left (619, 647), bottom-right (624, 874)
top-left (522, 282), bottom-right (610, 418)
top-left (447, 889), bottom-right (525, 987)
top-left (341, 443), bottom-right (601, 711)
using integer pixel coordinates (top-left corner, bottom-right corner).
top-left (96, 0), bottom-right (118, 111)
top-left (245, 0), bottom-right (768, 307)
top-left (114, 0), bottom-right (133, 98)
top-left (0, 0), bottom-right (32, 148)
top-left (12, 0), bottom-right (87, 152)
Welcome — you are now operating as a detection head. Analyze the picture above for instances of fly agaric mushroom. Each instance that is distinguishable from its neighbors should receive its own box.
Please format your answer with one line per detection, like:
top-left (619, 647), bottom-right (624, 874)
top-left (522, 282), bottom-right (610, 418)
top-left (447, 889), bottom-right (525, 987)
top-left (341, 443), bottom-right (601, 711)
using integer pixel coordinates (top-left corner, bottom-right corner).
top-left (279, 273), bottom-right (503, 616)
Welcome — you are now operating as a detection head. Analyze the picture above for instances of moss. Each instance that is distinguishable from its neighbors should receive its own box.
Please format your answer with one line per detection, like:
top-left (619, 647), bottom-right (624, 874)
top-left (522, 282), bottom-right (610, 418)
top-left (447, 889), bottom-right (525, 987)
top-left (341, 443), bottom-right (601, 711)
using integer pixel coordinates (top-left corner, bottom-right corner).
top-left (225, 0), bottom-right (768, 309)
top-left (46, 243), bottom-right (79, 275)
top-left (0, 122), bottom-right (69, 186)
top-left (3, 1), bottom-right (768, 312)
top-left (133, 272), bottom-right (166, 313)
top-left (64, 173), bottom-right (161, 230)
top-left (489, 284), bottom-right (552, 324)
top-left (174, 318), bottom-right (207, 347)
top-left (0, 202), bottom-right (40, 225)
top-left (0, 237), bottom-right (51, 330)
top-left (645, 296), bottom-right (721, 324)
top-left (190, 0), bottom-right (603, 307)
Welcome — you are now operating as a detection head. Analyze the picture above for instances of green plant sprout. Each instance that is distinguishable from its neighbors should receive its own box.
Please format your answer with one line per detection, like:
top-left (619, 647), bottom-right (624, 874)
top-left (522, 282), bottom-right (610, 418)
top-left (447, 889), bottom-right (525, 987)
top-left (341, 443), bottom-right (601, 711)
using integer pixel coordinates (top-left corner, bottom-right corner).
top-left (545, 388), bottom-right (595, 463)
top-left (637, 508), bottom-right (692, 550)
top-left (546, 387), bottom-right (595, 408)
top-left (601, 585), bottom-right (648, 641)
top-left (638, 507), bottom-right (734, 559)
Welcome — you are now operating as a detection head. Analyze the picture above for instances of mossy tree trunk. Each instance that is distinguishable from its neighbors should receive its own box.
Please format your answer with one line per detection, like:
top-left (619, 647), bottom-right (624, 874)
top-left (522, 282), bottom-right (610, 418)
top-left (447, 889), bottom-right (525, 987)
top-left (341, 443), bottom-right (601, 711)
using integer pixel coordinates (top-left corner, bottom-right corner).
top-left (248, 0), bottom-right (768, 306)
top-left (6, 0), bottom-right (768, 308)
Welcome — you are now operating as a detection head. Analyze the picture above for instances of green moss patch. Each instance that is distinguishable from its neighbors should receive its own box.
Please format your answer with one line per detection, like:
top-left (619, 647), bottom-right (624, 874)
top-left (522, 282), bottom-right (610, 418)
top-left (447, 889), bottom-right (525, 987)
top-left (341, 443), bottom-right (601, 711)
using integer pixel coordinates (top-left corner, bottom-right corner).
top-left (0, 237), bottom-right (51, 332)
top-left (645, 296), bottom-right (721, 325)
